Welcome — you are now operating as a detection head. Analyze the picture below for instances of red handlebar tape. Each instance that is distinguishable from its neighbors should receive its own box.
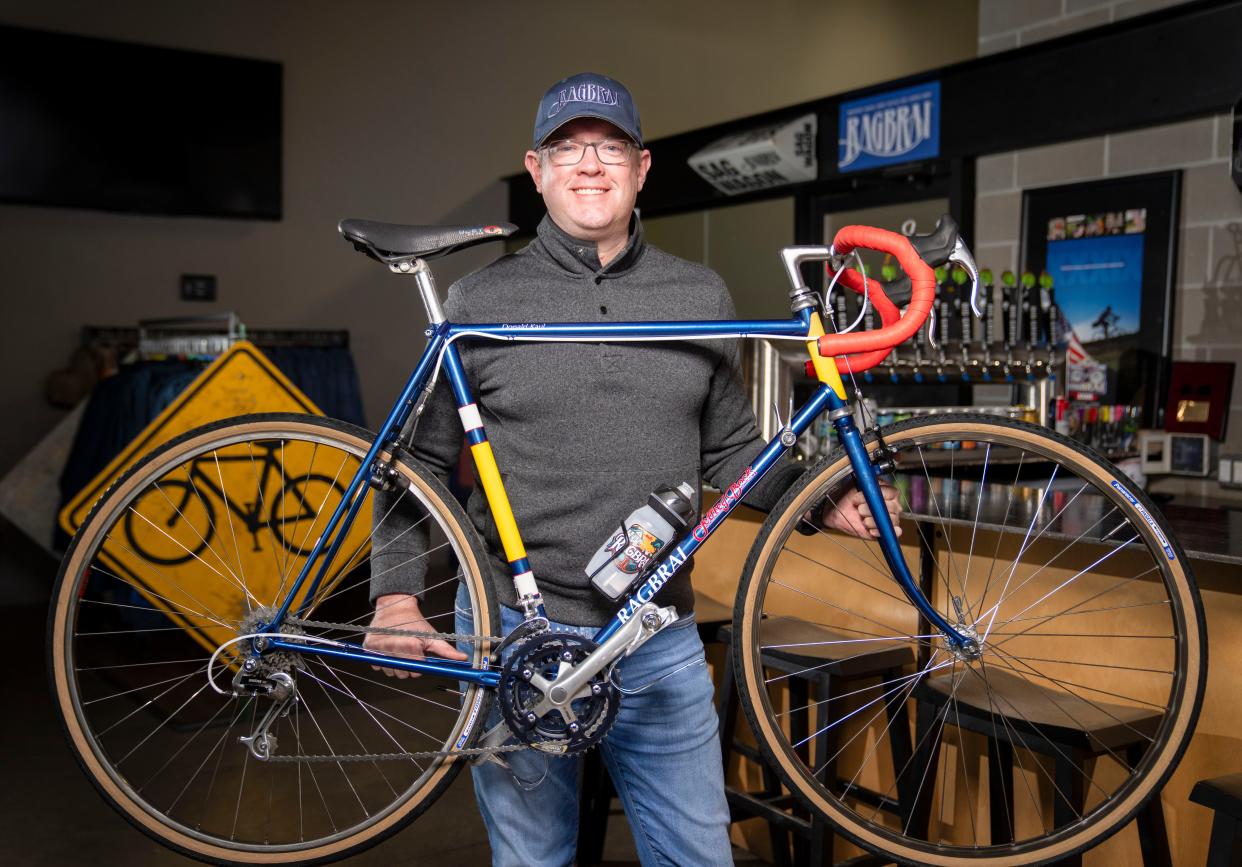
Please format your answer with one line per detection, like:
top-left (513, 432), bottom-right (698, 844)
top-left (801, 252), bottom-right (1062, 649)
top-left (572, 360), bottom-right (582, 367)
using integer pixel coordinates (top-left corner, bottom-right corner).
top-left (818, 225), bottom-right (936, 374)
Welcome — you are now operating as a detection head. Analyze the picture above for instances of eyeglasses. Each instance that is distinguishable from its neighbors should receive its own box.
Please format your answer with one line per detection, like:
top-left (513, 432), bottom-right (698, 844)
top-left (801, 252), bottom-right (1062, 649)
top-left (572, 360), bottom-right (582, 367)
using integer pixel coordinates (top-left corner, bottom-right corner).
top-left (541, 138), bottom-right (635, 166)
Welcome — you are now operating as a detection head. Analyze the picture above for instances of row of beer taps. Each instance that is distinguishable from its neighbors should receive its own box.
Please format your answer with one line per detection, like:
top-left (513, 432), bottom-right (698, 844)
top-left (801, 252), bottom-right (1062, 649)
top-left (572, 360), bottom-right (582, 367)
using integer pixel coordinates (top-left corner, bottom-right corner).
top-left (827, 262), bottom-right (1064, 385)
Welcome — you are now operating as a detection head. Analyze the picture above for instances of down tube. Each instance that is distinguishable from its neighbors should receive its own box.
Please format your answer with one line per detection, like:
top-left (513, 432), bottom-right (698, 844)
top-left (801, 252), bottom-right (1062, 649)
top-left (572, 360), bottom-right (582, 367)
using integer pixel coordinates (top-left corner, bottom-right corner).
top-left (592, 384), bottom-right (837, 645)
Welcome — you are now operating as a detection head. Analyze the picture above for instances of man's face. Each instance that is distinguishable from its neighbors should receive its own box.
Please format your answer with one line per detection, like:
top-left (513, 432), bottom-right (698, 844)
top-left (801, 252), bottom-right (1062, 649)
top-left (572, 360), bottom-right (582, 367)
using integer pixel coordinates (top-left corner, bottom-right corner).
top-left (524, 118), bottom-right (651, 245)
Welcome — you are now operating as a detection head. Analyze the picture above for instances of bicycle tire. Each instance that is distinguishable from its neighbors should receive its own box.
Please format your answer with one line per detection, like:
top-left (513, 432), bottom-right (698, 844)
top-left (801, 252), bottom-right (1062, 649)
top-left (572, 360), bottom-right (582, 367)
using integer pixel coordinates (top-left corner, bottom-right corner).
top-left (49, 413), bottom-right (498, 865)
top-left (271, 472), bottom-right (349, 558)
top-left (122, 478), bottom-right (218, 567)
top-left (733, 413), bottom-right (1206, 865)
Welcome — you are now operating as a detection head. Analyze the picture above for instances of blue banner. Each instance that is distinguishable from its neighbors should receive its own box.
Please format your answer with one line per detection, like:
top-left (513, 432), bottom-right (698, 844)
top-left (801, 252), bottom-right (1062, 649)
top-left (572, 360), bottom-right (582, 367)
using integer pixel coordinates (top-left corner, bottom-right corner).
top-left (838, 81), bottom-right (940, 172)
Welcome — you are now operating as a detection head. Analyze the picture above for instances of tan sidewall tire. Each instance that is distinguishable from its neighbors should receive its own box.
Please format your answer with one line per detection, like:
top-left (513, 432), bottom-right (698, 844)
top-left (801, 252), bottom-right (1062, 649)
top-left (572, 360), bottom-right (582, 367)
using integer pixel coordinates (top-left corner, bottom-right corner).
top-left (49, 414), bottom-right (497, 865)
top-left (733, 416), bottom-right (1205, 866)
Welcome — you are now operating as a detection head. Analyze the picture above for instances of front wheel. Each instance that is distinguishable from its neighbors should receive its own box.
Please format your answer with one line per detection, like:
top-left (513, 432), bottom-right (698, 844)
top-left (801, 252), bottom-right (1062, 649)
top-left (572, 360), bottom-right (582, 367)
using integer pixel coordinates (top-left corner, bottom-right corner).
top-left (49, 413), bottom-right (498, 865)
top-left (733, 414), bottom-right (1205, 865)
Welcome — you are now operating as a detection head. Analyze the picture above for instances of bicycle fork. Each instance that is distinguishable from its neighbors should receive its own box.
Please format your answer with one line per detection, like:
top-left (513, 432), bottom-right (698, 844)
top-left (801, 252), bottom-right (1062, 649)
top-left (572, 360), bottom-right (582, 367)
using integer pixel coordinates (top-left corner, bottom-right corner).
top-left (825, 390), bottom-right (980, 660)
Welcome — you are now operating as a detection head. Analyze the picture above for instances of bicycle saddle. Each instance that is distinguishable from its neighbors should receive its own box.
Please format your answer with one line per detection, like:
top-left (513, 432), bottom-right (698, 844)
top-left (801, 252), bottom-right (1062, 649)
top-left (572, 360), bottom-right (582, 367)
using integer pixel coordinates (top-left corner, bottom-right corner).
top-left (339, 218), bottom-right (518, 264)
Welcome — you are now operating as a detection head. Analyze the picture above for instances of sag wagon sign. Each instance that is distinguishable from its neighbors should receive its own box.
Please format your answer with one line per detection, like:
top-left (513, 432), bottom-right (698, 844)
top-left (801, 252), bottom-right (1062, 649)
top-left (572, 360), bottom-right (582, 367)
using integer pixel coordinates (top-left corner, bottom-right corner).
top-left (838, 80), bottom-right (940, 173)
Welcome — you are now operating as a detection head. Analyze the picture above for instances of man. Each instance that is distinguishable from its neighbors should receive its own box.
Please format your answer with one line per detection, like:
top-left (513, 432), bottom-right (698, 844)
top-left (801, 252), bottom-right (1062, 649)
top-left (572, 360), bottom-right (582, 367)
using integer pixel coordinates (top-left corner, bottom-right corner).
top-left (365, 72), bottom-right (899, 866)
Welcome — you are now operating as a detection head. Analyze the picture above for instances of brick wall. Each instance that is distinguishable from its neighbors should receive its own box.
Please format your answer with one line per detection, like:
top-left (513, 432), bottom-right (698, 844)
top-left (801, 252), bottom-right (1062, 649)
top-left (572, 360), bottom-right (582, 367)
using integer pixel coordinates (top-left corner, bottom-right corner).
top-left (974, 1), bottom-right (1242, 471)
top-left (978, 0), bottom-right (1193, 54)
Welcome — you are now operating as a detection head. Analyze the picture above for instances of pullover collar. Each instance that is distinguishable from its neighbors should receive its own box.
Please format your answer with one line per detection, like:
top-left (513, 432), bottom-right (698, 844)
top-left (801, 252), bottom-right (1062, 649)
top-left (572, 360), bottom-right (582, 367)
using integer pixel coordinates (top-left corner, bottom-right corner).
top-left (535, 212), bottom-right (646, 280)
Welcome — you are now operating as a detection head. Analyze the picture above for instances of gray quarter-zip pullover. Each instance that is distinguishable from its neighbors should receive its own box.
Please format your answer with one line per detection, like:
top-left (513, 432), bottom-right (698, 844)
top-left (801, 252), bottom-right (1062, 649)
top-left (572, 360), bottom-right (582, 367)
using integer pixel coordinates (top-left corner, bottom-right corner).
top-left (371, 213), bottom-right (802, 626)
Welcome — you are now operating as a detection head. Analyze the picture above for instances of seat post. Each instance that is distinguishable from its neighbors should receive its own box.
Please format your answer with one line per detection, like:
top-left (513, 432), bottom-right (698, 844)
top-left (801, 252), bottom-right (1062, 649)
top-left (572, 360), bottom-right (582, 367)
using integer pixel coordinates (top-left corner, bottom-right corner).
top-left (390, 258), bottom-right (445, 324)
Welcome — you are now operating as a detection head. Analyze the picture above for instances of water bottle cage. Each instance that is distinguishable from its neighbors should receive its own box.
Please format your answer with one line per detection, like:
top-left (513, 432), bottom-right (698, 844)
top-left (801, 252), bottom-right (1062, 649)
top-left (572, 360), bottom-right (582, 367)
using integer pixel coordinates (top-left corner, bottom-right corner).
top-left (590, 521), bottom-right (682, 601)
top-left (586, 522), bottom-right (634, 583)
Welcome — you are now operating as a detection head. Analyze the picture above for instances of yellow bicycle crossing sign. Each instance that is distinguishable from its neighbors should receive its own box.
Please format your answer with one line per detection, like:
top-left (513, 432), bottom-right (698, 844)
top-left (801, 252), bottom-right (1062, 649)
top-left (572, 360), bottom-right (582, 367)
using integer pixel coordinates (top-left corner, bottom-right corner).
top-left (59, 342), bottom-right (372, 656)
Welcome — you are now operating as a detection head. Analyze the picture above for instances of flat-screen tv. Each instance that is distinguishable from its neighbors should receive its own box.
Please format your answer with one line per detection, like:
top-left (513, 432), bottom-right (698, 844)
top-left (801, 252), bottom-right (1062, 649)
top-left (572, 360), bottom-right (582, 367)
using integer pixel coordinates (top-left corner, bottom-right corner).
top-left (0, 25), bottom-right (281, 219)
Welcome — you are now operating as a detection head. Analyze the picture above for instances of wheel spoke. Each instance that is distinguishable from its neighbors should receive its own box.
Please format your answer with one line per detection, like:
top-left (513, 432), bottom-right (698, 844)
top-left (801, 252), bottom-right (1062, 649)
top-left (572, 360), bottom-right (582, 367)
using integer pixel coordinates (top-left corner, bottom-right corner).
top-left (769, 578), bottom-right (927, 644)
top-left (957, 443), bottom-right (991, 608)
top-left (244, 440), bottom-right (299, 608)
top-left (103, 529), bottom-right (245, 623)
top-left (986, 642), bottom-right (1161, 739)
top-left (914, 446), bottom-right (969, 611)
top-left (303, 662), bottom-right (402, 796)
top-left (211, 450), bottom-right (255, 614)
top-left (783, 540), bottom-right (910, 605)
top-left (165, 696), bottom-right (253, 816)
top-left (151, 478), bottom-right (244, 590)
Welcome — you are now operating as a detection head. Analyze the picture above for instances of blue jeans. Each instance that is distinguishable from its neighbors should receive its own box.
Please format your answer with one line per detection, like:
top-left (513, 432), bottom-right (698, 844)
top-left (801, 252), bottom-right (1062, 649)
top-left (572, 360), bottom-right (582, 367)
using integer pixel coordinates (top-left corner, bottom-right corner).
top-left (455, 585), bottom-right (732, 867)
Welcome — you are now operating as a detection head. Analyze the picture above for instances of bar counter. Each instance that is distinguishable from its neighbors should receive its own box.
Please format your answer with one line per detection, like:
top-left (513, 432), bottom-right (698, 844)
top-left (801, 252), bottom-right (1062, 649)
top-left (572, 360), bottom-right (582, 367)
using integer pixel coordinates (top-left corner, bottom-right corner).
top-left (694, 477), bottom-right (1241, 865)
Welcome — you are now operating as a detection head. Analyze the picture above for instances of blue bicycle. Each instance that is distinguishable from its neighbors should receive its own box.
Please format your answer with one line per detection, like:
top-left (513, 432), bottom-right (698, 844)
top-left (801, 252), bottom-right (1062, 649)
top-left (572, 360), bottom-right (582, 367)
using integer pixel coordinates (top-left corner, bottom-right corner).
top-left (49, 216), bottom-right (1205, 864)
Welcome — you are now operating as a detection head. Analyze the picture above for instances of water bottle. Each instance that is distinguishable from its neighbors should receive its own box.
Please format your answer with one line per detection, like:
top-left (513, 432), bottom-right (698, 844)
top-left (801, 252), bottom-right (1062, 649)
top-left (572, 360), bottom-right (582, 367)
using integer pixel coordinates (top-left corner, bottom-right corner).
top-left (586, 482), bottom-right (697, 601)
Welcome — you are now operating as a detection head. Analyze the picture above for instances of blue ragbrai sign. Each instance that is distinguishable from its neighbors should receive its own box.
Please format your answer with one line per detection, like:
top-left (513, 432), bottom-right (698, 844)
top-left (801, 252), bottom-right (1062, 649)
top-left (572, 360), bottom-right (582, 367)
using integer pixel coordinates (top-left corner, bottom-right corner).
top-left (838, 81), bottom-right (940, 172)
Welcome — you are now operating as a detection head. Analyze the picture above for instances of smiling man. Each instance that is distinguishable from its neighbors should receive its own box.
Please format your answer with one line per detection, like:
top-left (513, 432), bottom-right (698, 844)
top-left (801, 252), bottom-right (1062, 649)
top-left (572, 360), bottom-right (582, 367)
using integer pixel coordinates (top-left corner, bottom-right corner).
top-left (366, 72), bottom-right (898, 866)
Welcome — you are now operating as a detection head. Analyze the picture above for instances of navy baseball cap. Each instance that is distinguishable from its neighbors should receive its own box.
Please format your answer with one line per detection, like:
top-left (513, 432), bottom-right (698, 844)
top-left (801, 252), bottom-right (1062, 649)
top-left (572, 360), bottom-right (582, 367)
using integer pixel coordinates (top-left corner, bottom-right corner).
top-left (533, 72), bottom-right (643, 149)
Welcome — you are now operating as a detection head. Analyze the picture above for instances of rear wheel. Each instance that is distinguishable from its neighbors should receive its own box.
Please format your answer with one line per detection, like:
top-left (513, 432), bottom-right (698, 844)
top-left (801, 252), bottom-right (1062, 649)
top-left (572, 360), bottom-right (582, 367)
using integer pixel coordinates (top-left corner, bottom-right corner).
top-left (734, 414), bottom-right (1205, 865)
top-left (49, 413), bottom-right (498, 864)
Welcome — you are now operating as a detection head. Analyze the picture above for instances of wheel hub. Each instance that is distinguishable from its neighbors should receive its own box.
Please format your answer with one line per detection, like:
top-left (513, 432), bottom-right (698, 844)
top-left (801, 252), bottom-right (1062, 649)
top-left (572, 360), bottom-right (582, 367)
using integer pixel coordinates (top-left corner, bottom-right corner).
top-left (238, 606), bottom-right (306, 678)
top-left (946, 620), bottom-right (983, 662)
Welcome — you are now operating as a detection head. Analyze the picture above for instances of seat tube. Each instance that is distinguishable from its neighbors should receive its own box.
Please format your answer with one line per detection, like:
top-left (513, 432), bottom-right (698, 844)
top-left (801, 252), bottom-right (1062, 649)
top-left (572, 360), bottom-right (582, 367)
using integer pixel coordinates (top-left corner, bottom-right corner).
top-left (441, 344), bottom-right (544, 617)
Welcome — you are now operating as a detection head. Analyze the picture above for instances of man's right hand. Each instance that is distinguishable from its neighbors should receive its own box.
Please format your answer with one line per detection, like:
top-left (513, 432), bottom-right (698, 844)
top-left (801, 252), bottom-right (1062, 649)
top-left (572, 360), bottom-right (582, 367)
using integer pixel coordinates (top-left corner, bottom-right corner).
top-left (363, 593), bottom-right (468, 679)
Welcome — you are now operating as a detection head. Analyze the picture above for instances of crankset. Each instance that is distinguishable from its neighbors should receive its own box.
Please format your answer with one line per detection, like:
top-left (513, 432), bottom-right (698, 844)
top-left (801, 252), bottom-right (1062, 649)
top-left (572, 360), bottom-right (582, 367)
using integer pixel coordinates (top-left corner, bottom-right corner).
top-left (498, 633), bottom-right (620, 755)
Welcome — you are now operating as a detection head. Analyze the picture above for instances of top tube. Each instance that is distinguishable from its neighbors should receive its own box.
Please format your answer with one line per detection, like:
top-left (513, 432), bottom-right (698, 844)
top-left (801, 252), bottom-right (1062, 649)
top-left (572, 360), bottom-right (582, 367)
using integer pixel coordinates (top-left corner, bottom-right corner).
top-left (445, 310), bottom-right (812, 342)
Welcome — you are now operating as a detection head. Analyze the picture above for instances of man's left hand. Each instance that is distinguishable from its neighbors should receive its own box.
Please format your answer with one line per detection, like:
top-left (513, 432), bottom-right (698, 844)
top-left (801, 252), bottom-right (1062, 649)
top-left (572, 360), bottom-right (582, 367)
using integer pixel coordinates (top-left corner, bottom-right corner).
top-left (822, 482), bottom-right (902, 538)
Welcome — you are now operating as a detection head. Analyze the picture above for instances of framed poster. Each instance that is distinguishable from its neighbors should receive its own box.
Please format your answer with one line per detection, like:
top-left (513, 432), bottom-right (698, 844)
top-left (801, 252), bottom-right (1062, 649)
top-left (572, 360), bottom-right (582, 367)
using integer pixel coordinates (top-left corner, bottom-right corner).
top-left (1164, 360), bottom-right (1235, 440)
top-left (1021, 171), bottom-right (1180, 425)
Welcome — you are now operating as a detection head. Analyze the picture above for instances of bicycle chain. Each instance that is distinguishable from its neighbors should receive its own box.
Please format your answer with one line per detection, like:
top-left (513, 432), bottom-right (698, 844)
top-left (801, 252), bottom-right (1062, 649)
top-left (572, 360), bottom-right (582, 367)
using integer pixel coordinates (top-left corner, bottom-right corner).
top-left (260, 743), bottom-right (527, 763)
top-left (256, 616), bottom-right (536, 763)
top-left (286, 615), bottom-right (504, 646)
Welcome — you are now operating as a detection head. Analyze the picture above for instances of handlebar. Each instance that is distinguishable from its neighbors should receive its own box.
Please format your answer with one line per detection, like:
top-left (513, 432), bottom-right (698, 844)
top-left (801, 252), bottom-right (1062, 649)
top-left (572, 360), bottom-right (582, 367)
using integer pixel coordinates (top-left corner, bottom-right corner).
top-left (782, 215), bottom-right (980, 374)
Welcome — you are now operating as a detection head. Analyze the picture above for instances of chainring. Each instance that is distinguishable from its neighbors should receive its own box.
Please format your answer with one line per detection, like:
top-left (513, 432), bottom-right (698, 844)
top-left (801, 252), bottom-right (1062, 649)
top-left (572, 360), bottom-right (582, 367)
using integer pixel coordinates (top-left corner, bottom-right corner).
top-left (498, 633), bottom-right (620, 755)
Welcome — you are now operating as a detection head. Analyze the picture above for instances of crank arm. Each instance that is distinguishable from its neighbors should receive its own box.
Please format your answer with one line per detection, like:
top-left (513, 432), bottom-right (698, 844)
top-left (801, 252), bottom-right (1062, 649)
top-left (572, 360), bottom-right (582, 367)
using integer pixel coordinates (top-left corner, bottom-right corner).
top-left (536, 603), bottom-right (677, 712)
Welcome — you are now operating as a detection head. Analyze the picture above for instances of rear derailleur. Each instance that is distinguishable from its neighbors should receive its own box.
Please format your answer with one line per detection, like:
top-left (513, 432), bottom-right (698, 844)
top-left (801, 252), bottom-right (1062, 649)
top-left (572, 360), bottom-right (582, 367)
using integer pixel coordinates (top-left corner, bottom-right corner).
top-left (237, 671), bottom-right (299, 760)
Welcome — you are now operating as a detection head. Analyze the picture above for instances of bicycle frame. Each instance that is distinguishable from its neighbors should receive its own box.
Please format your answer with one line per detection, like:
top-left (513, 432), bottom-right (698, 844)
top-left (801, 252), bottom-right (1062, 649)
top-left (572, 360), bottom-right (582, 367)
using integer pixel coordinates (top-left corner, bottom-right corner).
top-left (254, 302), bottom-right (975, 684)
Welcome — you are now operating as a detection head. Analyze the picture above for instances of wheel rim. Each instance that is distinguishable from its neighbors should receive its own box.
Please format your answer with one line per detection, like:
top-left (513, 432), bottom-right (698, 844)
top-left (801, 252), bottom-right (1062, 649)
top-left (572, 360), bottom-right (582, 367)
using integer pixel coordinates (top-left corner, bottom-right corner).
top-left (53, 420), bottom-right (493, 860)
top-left (737, 418), bottom-right (1203, 864)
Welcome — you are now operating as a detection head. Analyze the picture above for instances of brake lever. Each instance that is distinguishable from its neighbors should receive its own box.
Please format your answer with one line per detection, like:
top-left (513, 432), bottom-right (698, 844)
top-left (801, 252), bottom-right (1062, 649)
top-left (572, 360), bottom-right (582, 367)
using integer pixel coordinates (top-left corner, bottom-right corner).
top-left (949, 236), bottom-right (983, 319)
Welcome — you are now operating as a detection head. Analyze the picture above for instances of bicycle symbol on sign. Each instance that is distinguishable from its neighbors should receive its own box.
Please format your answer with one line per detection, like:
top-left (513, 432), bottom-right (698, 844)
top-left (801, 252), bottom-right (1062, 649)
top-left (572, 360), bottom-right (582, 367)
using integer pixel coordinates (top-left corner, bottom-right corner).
top-left (121, 441), bottom-right (348, 566)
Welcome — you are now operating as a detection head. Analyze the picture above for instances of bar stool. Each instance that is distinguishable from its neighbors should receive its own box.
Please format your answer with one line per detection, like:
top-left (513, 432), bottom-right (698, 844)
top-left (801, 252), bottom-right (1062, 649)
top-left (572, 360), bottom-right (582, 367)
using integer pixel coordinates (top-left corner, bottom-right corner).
top-left (717, 618), bottom-right (915, 867)
top-left (576, 593), bottom-right (734, 866)
top-left (910, 666), bottom-right (1171, 866)
top-left (1189, 772), bottom-right (1242, 867)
